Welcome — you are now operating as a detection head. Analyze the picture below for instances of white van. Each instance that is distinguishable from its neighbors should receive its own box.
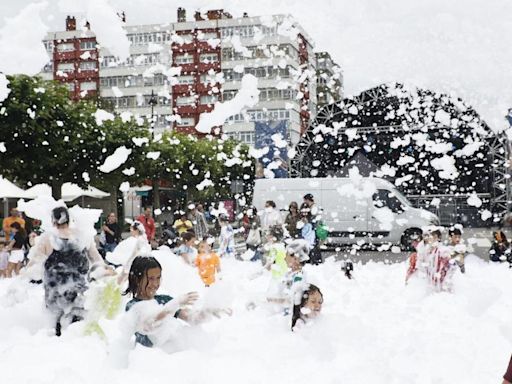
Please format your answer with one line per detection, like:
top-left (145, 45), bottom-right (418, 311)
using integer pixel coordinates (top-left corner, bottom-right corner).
top-left (252, 176), bottom-right (440, 249)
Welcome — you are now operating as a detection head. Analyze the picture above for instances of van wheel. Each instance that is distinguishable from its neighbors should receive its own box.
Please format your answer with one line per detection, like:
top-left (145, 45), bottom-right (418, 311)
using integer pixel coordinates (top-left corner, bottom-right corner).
top-left (401, 229), bottom-right (422, 251)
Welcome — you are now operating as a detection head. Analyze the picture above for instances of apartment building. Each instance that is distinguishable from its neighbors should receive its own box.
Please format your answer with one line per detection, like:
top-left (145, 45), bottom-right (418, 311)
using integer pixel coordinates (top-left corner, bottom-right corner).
top-left (41, 9), bottom-right (341, 147)
top-left (316, 51), bottom-right (343, 107)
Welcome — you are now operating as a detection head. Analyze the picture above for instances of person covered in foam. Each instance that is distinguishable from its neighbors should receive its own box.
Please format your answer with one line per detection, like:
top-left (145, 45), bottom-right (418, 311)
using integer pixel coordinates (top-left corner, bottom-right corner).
top-left (25, 206), bottom-right (114, 336)
top-left (267, 239), bottom-right (310, 314)
top-left (107, 220), bottom-right (152, 285)
top-left (123, 255), bottom-right (231, 349)
top-left (291, 284), bottom-right (323, 331)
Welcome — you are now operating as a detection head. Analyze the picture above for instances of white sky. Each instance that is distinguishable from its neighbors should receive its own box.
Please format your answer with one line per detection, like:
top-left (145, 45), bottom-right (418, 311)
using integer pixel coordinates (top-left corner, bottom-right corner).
top-left (1, 0), bottom-right (512, 130)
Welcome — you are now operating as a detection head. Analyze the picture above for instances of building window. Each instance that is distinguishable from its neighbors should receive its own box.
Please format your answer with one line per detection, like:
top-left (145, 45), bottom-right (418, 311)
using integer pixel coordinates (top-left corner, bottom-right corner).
top-left (176, 96), bottom-right (196, 106)
top-left (200, 95), bottom-right (218, 105)
top-left (197, 32), bottom-right (218, 41)
top-left (80, 41), bottom-right (96, 50)
top-left (199, 53), bottom-right (219, 63)
top-left (43, 40), bottom-right (54, 53)
top-left (80, 81), bottom-right (97, 91)
top-left (200, 73), bottom-right (218, 84)
top-left (222, 91), bottom-right (236, 101)
top-left (66, 83), bottom-right (75, 91)
top-left (175, 54), bottom-right (194, 64)
top-left (178, 34), bottom-right (193, 44)
top-left (57, 42), bottom-right (74, 52)
top-left (225, 109), bottom-right (291, 123)
top-left (221, 27), bottom-right (234, 38)
top-left (177, 75), bottom-right (195, 85)
top-left (57, 63), bottom-right (74, 73)
top-left (177, 117), bottom-right (195, 126)
top-left (241, 132), bottom-right (255, 144)
top-left (79, 61), bottom-right (97, 70)
top-left (226, 131), bottom-right (255, 145)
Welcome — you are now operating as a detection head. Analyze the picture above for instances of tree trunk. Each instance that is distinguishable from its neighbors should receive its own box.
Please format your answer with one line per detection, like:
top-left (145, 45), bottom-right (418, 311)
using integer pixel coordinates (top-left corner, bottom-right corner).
top-left (152, 180), bottom-right (160, 210)
top-left (114, 185), bottom-right (124, 224)
top-left (51, 180), bottom-right (63, 200)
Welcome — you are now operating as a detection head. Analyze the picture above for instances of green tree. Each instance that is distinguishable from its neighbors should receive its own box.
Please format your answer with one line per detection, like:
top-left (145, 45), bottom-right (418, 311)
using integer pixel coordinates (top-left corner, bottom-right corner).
top-left (0, 75), bottom-right (148, 200)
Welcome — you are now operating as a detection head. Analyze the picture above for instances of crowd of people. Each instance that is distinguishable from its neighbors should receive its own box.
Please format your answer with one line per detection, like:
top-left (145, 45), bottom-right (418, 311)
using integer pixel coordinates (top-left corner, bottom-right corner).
top-left (405, 226), bottom-right (466, 291)
top-left (0, 193), bottom-right (331, 342)
top-left (5, 195), bottom-right (512, 381)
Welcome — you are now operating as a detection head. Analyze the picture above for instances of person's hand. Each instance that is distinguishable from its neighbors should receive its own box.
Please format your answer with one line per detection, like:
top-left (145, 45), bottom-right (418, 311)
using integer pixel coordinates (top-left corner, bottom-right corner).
top-left (178, 292), bottom-right (199, 307)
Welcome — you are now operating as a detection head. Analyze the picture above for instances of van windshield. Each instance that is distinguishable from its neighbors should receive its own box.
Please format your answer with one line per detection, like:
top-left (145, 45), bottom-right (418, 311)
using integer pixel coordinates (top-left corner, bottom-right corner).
top-left (392, 189), bottom-right (412, 207)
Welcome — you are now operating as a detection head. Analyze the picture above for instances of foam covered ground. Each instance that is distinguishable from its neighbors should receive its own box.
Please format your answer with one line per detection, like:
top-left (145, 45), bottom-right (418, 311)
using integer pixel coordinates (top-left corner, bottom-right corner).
top-left (1, 251), bottom-right (511, 383)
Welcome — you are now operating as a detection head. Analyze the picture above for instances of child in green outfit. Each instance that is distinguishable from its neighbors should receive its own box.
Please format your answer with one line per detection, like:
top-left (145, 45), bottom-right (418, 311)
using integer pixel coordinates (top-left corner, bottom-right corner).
top-left (263, 225), bottom-right (287, 279)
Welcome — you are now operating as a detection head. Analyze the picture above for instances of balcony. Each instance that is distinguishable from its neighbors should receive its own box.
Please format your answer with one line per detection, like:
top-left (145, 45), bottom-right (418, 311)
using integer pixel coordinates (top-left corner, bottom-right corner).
top-left (174, 125), bottom-right (198, 135)
top-left (196, 83), bottom-right (221, 94)
top-left (172, 84), bottom-right (194, 94)
top-left (54, 50), bottom-right (80, 61)
top-left (196, 62), bottom-right (221, 73)
top-left (197, 104), bottom-right (215, 114)
top-left (175, 105), bottom-right (197, 115)
top-left (76, 69), bottom-right (99, 80)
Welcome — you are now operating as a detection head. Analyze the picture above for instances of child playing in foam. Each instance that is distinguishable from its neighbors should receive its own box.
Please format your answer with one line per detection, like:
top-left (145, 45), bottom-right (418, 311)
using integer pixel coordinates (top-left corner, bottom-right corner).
top-left (195, 239), bottom-right (221, 287)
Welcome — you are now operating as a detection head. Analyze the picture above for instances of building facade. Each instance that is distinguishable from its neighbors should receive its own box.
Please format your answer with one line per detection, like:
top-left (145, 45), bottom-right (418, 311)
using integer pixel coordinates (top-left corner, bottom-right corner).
top-left (316, 51), bottom-right (343, 107)
top-left (41, 9), bottom-right (342, 147)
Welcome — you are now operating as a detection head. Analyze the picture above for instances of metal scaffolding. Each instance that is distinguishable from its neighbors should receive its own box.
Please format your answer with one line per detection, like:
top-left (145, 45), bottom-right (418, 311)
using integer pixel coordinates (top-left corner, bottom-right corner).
top-left (291, 86), bottom-right (511, 214)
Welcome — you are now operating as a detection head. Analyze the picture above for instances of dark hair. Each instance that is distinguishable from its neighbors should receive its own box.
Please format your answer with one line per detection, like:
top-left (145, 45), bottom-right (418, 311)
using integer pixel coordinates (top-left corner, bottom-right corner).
top-left (52, 206), bottom-right (70, 226)
top-left (246, 206), bottom-right (258, 217)
top-left (131, 221), bottom-right (143, 232)
top-left (300, 202), bottom-right (311, 218)
top-left (448, 227), bottom-right (462, 237)
top-left (289, 202), bottom-right (299, 212)
top-left (269, 225), bottom-right (284, 241)
top-left (431, 230), bottom-right (442, 239)
top-left (495, 230), bottom-right (508, 244)
top-left (181, 231), bottom-right (195, 242)
top-left (303, 194), bottom-right (314, 202)
top-left (123, 256), bottom-right (162, 297)
top-left (291, 284), bottom-right (323, 330)
top-left (265, 200), bottom-right (276, 208)
top-left (10, 222), bottom-right (21, 230)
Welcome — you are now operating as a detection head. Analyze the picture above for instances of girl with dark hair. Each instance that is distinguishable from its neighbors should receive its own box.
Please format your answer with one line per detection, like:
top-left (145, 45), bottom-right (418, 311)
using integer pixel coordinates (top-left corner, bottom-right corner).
top-left (291, 284), bottom-right (323, 331)
top-left (490, 230), bottom-right (511, 263)
top-left (124, 255), bottom-right (233, 348)
top-left (285, 202), bottom-right (300, 238)
top-left (6, 221), bottom-right (26, 277)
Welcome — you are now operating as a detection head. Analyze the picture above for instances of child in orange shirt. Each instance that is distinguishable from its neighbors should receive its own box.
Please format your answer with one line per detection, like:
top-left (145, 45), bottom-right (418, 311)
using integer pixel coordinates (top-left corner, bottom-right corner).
top-left (195, 239), bottom-right (221, 287)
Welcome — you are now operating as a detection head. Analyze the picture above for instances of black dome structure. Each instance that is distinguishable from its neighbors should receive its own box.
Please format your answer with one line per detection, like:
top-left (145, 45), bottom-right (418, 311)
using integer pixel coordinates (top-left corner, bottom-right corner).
top-left (291, 83), bottom-right (510, 224)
